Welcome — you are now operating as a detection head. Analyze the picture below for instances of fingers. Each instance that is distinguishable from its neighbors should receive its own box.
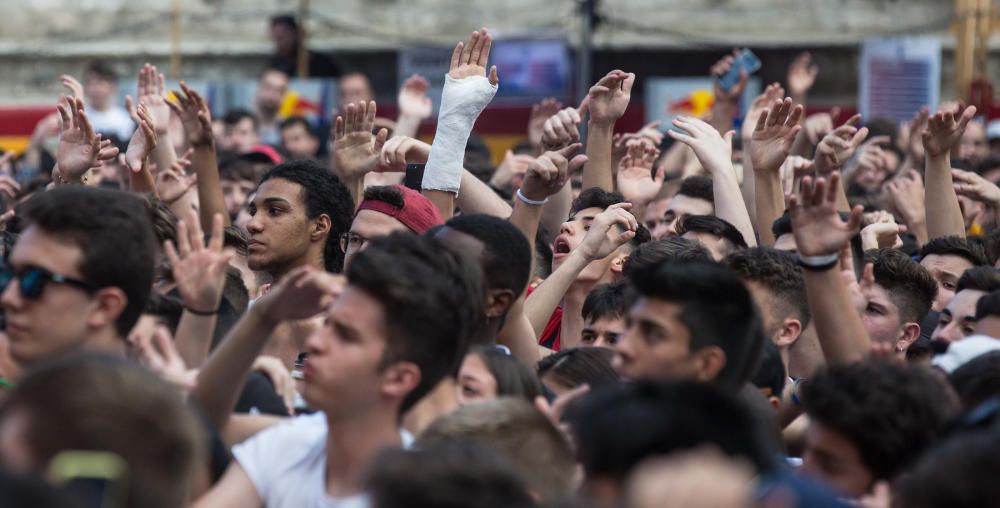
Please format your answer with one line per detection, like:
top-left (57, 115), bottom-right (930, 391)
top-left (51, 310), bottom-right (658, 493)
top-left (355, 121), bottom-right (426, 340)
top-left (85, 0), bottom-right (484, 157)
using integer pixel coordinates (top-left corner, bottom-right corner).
top-left (208, 213), bottom-right (225, 252)
top-left (462, 30), bottom-right (479, 65)
top-left (488, 65), bottom-right (499, 85)
top-left (475, 28), bottom-right (492, 67)
top-left (363, 100), bottom-right (377, 132)
top-left (450, 41), bottom-right (463, 71)
top-left (845, 204), bottom-right (865, 233)
top-left (556, 142), bottom-right (583, 159)
top-left (843, 113), bottom-right (862, 128)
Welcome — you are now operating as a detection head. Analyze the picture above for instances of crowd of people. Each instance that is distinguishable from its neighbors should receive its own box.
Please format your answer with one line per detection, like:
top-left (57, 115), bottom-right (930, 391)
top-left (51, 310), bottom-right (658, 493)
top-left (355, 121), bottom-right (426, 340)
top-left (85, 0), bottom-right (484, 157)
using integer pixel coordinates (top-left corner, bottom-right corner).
top-left (1, 13), bottom-right (1000, 508)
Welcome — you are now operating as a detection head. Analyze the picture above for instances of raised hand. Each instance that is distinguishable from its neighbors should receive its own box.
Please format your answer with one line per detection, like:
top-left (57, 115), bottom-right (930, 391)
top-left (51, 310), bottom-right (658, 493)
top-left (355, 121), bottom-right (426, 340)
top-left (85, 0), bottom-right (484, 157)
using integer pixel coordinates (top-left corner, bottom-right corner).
top-left (668, 115), bottom-right (735, 176)
top-left (586, 70), bottom-right (635, 126)
top-left (922, 106), bottom-right (977, 158)
top-left (899, 107), bottom-right (929, 162)
top-left (253, 267), bottom-right (345, 325)
top-left (788, 172), bottom-right (864, 257)
top-left (750, 97), bottom-right (804, 171)
top-left (520, 143), bottom-right (588, 202)
top-left (528, 97), bottom-right (563, 148)
top-left (126, 64), bottom-right (171, 134)
top-left (711, 49), bottom-right (749, 103)
top-left (861, 211), bottom-right (905, 250)
top-left (576, 202), bottom-right (639, 260)
top-left (168, 82), bottom-right (214, 147)
top-left (56, 96), bottom-right (119, 181)
top-left (124, 103), bottom-right (158, 173)
top-left (616, 140), bottom-right (663, 206)
top-left (952, 168), bottom-right (1000, 206)
top-left (59, 75), bottom-right (85, 103)
top-left (136, 325), bottom-right (198, 391)
top-left (397, 74), bottom-right (432, 120)
top-left (741, 82), bottom-right (785, 141)
top-left (164, 212), bottom-right (235, 315)
top-left (787, 52), bottom-right (818, 99)
top-left (378, 135), bottom-right (430, 173)
top-left (801, 108), bottom-right (840, 145)
top-left (156, 155), bottom-right (197, 204)
top-left (332, 100), bottom-right (390, 179)
top-left (541, 105), bottom-right (585, 151)
top-left (884, 170), bottom-right (926, 229)
top-left (450, 27), bottom-right (498, 85)
top-left (780, 155), bottom-right (813, 194)
top-left (813, 115), bottom-right (869, 175)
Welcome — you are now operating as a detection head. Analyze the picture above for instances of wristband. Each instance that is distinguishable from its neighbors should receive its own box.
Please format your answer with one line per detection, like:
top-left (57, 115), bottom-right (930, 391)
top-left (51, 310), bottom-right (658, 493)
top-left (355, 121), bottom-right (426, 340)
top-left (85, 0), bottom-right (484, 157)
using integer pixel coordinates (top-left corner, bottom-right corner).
top-left (796, 252), bottom-right (839, 272)
top-left (185, 304), bottom-right (219, 316)
top-left (422, 75), bottom-right (498, 194)
top-left (516, 188), bottom-right (549, 206)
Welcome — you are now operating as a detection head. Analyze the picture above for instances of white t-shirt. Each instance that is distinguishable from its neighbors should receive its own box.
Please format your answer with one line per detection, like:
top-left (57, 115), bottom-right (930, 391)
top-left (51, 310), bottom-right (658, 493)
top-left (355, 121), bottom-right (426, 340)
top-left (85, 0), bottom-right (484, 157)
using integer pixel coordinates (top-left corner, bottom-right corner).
top-left (233, 412), bottom-right (411, 508)
top-left (85, 106), bottom-right (135, 142)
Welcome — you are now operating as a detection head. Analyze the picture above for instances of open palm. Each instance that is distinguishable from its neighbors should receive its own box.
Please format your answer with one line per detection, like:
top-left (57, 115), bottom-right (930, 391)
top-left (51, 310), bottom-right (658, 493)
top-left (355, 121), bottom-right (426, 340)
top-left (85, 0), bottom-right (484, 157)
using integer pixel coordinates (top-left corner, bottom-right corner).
top-left (750, 98), bottom-right (803, 171)
top-left (450, 28), bottom-right (498, 85)
top-left (616, 141), bottom-right (663, 205)
top-left (332, 101), bottom-right (388, 179)
top-left (790, 173), bottom-right (863, 257)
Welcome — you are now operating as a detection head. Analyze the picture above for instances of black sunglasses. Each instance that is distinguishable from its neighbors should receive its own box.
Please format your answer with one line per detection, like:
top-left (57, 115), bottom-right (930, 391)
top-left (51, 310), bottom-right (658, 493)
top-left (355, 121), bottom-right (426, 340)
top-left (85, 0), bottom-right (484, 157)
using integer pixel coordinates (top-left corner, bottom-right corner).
top-left (0, 262), bottom-right (97, 300)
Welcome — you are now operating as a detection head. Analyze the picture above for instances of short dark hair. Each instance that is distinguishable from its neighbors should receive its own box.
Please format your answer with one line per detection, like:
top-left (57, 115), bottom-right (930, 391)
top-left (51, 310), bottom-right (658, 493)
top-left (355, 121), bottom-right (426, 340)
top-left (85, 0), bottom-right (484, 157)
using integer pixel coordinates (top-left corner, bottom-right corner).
top-left (142, 194), bottom-right (178, 250)
top-left (444, 214), bottom-right (532, 298)
top-left (570, 187), bottom-right (624, 216)
top-left (279, 116), bottom-right (317, 138)
top-left (677, 175), bottom-right (714, 203)
top-left (628, 261), bottom-right (765, 389)
top-left (83, 61), bottom-right (116, 82)
top-left (258, 159), bottom-right (355, 272)
top-left (366, 441), bottom-right (536, 508)
top-left (866, 248), bottom-right (938, 325)
top-left (957, 266), bottom-right (1000, 293)
top-left (771, 210), bottom-right (793, 239)
top-left (896, 430), bottom-right (1000, 508)
top-left (536, 347), bottom-right (619, 392)
top-left (919, 236), bottom-right (989, 267)
top-left (219, 156), bottom-right (257, 183)
top-left (726, 247), bottom-right (811, 329)
top-left (0, 354), bottom-right (204, 508)
top-left (975, 290), bottom-right (1000, 320)
top-left (677, 214), bottom-right (749, 253)
top-left (19, 187), bottom-right (156, 337)
top-left (347, 233), bottom-right (484, 413)
top-left (751, 341), bottom-right (786, 398)
top-left (470, 346), bottom-right (543, 402)
top-left (949, 351), bottom-right (1000, 410)
top-left (362, 185), bottom-right (405, 209)
top-left (800, 360), bottom-right (958, 481)
top-left (582, 281), bottom-right (629, 324)
top-left (223, 109), bottom-right (259, 130)
top-left (570, 381), bottom-right (777, 483)
top-left (621, 237), bottom-right (712, 277)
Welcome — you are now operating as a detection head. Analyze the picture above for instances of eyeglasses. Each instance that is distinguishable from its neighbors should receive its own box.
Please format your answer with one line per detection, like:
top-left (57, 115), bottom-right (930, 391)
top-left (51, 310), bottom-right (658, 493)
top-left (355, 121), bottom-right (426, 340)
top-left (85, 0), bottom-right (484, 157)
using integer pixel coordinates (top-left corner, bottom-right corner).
top-left (339, 232), bottom-right (369, 254)
top-left (0, 262), bottom-right (97, 300)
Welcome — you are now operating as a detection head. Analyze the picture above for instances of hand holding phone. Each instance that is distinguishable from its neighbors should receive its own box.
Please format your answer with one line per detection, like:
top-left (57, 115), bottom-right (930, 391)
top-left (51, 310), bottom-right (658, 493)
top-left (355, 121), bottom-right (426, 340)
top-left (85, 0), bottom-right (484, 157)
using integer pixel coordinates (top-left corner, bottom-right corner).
top-left (715, 49), bottom-right (761, 94)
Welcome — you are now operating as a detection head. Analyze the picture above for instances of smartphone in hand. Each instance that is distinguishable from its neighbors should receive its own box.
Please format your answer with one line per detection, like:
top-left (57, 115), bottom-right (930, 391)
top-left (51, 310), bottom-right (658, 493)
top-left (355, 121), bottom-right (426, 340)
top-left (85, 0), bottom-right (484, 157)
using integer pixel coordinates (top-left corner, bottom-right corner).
top-left (715, 49), bottom-right (761, 93)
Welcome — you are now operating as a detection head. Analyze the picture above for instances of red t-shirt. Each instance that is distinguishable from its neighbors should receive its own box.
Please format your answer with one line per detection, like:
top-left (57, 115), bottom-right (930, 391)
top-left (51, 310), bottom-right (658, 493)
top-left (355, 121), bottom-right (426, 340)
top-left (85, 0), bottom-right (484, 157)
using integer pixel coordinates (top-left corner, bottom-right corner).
top-left (526, 285), bottom-right (562, 351)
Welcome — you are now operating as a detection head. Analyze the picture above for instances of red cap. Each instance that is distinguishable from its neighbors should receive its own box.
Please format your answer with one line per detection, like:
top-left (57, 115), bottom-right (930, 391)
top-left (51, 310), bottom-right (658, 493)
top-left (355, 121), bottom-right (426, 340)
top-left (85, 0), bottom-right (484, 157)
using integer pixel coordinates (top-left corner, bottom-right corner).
top-left (357, 185), bottom-right (443, 234)
top-left (240, 144), bottom-right (284, 165)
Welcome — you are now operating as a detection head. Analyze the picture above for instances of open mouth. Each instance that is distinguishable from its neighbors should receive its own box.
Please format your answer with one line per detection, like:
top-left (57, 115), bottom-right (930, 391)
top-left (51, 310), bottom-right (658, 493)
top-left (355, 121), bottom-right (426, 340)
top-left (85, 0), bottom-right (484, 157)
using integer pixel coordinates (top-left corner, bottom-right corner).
top-left (552, 237), bottom-right (571, 256)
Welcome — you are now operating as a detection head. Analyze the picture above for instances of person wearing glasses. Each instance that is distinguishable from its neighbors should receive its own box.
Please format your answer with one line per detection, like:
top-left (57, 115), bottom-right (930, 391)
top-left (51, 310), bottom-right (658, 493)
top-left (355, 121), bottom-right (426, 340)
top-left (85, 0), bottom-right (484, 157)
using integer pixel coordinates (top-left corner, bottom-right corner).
top-left (342, 184), bottom-right (442, 270)
top-left (0, 186), bottom-right (156, 369)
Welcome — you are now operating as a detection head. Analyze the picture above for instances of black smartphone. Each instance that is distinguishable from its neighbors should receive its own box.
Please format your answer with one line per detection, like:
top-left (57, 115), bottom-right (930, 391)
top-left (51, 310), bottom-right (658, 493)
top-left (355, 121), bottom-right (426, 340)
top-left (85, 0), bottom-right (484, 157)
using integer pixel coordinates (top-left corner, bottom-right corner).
top-left (404, 163), bottom-right (426, 191)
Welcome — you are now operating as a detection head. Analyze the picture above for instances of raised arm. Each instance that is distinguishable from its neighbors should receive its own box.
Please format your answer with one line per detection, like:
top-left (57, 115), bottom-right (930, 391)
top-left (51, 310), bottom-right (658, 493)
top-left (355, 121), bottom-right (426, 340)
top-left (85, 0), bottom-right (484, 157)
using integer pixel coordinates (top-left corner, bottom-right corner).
top-left (164, 212), bottom-right (234, 368)
top-left (708, 50), bottom-right (748, 135)
top-left (524, 203), bottom-right (637, 339)
top-left (812, 116), bottom-right (869, 212)
top-left (741, 83), bottom-right (786, 235)
top-left (331, 100), bottom-right (390, 205)
top-left (394, 74), bottom-right (433, 139)
top-left (124, 104), bottom-right (158, 195)
top-left (126, 64), bottom-right (177, 175)
top-left (789, 172), bottom-right (870, 363)
top-left (168, 83), bottom-right (228, 229)
top-left (668, 116), bottom-right (758, 247)
top-left (885, 169), bottom-right (929, 245)
top-left (54, 97), bottom-right (119, 184)
top-left (581, 70), bottom-right (634, 191)
top-left (422, 27), bottom-right (499, 219)
top-left (615, 140), bottom-right (663, 221)
top-left (923, 105), bottom-right (977, 239)
top-left (191, 267), bottom-right (341, 432)
top-left (786, 52), bottom-right (818, 109)
top-left (511, 144), bottom-right (587, 258)
top-left (748, 97), bottom-right (804, 246)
